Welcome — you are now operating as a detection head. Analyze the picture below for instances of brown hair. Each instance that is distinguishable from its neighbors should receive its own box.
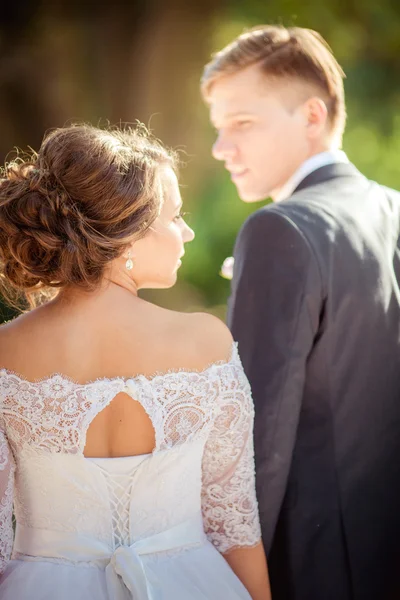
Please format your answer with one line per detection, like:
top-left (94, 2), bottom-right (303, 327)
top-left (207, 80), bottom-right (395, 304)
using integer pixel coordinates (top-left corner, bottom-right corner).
top-left (0, 124), bottom-right (177, 309)
top-left (202, 25), bottom-right (346, 140)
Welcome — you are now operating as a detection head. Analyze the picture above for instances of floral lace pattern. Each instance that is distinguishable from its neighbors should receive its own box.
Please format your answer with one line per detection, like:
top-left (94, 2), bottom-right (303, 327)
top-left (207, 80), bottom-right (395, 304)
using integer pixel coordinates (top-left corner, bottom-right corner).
top-left (0, 343), bottom-right (261, 572)
top-left (201, 371), bottom-right (261, 553)
top-left (0, 428), bottom-right (15, 574)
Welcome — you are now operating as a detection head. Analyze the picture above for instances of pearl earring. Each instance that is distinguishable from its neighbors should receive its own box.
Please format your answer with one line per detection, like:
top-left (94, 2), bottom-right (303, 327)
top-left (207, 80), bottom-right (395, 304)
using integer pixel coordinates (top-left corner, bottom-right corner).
top-left (125, 252), bottom-right (134, 271)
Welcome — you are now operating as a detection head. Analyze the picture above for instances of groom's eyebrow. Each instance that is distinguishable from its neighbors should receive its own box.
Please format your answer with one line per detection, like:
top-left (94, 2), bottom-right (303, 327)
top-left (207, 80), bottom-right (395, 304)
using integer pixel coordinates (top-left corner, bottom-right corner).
top-left (211, 111), bottom-right (254, 127)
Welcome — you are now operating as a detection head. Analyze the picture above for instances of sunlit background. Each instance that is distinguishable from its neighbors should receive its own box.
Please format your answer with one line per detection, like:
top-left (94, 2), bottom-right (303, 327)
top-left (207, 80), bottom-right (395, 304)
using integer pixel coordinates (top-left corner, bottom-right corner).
top-left (1, 0), bottom-right (399, 323)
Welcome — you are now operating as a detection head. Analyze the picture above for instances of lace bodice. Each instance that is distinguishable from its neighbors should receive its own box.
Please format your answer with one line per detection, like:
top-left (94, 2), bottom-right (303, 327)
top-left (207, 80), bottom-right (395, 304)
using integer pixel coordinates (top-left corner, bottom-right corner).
top-left (0, 343), bottom-right (261, 573)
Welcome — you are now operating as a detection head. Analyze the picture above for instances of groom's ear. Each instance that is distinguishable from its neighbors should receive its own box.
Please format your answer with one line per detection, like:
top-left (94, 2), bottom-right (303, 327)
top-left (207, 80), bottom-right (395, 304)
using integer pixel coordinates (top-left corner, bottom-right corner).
top-left (302, 96), bottom-right (329, 139)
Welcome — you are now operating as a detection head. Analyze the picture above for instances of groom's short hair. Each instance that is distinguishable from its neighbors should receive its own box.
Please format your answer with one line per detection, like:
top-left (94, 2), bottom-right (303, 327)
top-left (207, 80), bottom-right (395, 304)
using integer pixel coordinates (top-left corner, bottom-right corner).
top-left (201, 25), bottom-right (346, 142)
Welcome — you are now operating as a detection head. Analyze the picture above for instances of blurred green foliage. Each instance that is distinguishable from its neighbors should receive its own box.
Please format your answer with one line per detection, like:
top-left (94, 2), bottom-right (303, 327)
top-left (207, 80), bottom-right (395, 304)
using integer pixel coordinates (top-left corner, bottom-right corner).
top-left (1, 0), bottom-right (399, 322)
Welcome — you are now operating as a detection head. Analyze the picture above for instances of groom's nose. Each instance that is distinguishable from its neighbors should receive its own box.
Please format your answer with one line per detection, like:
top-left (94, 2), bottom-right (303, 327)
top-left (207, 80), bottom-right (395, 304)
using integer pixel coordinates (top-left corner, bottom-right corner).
top-left (212, 133), bottom-right (236, 161)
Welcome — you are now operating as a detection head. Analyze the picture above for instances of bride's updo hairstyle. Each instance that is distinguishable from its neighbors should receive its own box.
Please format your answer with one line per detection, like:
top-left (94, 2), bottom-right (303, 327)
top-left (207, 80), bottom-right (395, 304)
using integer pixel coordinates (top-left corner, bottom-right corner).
top-left (0, 124), bottom-right (177, 309)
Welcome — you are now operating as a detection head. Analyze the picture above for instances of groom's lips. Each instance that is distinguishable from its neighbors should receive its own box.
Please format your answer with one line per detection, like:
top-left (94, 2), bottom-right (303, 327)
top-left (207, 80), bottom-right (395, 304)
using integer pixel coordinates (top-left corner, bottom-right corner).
top-left (227, 168), bottom-right (249, 181)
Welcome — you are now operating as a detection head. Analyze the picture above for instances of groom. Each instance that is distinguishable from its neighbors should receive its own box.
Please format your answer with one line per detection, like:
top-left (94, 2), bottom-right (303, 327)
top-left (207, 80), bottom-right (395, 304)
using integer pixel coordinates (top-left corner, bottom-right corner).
top-left (202, 25), bottom-right (400, 600)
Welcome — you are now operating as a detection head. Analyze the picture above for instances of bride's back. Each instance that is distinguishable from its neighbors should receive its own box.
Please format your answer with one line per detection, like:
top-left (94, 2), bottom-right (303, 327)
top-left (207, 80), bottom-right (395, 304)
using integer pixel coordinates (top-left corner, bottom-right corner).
top-left (0, 290), bottom-right (232, 459)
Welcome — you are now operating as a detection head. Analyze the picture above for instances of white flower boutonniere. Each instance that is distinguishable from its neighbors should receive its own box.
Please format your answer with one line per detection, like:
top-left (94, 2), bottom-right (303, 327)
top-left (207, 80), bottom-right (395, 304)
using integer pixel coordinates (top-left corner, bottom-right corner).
top-left (220, 256), bottom-right (234, 280)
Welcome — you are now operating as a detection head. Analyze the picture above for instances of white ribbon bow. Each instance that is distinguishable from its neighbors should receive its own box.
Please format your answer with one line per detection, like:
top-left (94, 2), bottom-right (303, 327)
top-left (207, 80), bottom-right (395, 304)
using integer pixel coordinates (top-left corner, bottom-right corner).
top-left (106, 544), bottom-right (160, 600)
top-left (14, 516), bottom-right (205, 600)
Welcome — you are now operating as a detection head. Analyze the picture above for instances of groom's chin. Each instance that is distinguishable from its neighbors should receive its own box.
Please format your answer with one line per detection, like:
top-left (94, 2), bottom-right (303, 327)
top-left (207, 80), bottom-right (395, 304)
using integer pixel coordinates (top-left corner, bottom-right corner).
top-left (236, 186), bottom-right (269, 203)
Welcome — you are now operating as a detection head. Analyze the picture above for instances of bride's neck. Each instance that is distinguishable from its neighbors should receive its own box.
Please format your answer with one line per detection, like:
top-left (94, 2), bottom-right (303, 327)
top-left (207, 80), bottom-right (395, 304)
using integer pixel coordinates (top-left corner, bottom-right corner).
top-left (52, 276), bottom-right (139, 310)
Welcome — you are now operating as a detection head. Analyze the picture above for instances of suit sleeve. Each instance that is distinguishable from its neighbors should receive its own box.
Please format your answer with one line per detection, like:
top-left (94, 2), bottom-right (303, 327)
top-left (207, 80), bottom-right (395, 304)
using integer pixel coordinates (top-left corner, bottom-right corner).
top-left (227, 207), bottom-right (323, 552)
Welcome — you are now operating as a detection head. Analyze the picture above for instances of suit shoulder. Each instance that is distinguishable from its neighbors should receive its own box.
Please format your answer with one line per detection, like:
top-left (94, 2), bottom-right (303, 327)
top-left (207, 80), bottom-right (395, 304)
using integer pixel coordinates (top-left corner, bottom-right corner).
top-left (238, 203), bottom-right (311, 246)
top-left (268, 190), bottom-right (341, 239)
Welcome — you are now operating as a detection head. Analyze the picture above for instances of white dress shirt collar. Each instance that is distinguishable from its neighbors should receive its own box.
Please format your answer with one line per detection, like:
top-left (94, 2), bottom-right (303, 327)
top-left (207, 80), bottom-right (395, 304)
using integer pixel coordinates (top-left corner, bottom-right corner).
top-left (275, 149), bottom-right (349, 202)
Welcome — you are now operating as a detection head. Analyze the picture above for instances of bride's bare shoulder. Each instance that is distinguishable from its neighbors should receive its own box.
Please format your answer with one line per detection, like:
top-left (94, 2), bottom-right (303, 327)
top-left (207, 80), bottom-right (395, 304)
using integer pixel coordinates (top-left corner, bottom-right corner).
top-left (0, 312), bottom-right (33, 357)
top-left (175, 311), bottom-right (234, 367)
top-left (138, 306), bottom-right (234, 375)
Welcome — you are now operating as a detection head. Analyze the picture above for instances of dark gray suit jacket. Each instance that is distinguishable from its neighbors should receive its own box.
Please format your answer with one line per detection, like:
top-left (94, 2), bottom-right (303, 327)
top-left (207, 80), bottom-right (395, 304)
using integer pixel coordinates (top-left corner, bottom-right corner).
top-left (228, 163), bottom-right (400, 600)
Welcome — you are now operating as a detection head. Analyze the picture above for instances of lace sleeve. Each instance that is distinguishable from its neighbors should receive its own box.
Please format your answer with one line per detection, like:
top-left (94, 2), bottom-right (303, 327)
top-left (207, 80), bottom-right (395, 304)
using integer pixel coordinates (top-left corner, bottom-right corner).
top-left (0, 427), bottom-right (14, 574)
top-left (201, 346), bottom-right (261, 554)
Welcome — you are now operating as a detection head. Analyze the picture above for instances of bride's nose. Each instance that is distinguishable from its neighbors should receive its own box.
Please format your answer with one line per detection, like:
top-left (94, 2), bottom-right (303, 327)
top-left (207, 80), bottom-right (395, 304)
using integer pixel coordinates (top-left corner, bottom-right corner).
top-left (183, 223), bottom-right (195, 243)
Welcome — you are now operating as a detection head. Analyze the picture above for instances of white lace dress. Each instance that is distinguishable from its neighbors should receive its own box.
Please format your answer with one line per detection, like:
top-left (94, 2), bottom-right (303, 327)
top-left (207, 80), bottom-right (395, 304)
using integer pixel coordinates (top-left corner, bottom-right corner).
top-left (0, 343), bottom-right (261, 599)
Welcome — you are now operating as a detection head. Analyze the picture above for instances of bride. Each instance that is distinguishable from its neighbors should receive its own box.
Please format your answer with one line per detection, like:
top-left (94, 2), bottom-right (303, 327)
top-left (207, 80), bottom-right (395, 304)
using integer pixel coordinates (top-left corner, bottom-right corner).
top-left (0, 124), bottom-right (271, 599)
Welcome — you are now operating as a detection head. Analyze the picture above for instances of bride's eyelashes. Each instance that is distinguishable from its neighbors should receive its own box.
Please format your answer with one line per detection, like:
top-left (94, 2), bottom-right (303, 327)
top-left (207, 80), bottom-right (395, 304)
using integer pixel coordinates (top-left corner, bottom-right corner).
top-left (174, 212), bottom-right (190, 222)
